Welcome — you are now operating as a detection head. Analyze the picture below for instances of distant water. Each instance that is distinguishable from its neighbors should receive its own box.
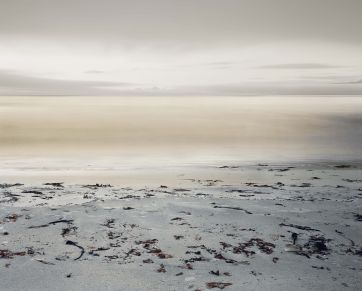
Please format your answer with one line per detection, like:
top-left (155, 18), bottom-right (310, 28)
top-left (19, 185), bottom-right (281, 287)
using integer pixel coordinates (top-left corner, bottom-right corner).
top-left (0, 96), bottom-right (361, 169)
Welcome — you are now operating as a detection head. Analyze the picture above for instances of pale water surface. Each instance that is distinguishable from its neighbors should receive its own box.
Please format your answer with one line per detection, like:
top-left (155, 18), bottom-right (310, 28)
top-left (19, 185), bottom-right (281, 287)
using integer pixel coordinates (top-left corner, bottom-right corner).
top-left (0, 96), bottom-right (361, 183)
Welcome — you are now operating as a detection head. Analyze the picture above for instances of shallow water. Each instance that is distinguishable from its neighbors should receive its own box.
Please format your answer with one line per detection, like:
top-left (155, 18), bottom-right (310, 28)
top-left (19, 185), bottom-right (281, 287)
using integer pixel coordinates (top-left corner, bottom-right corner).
top-left (0, 96), bottom-right (361, 182)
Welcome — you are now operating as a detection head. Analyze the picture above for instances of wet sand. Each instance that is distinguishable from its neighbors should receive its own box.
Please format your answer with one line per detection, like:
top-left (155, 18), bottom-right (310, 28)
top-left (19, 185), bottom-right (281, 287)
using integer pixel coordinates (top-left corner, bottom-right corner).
top-left (1, 162), bottom-right (361, 291)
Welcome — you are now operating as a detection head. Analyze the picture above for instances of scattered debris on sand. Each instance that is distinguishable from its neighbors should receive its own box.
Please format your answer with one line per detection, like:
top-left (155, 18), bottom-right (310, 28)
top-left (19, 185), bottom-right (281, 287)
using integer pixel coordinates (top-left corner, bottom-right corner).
top-left (206, 282), bottom-right (232, 289)
top-left (213, 205), bottom-right (252, 214)
top-left (279, 223), bottom-right (320, 232)
top-left (28, 219), bottom-right (74, 229)
top-left (0, 249), bottom-right (26, 259)
top-left (65, 240), bottom-right (85, 261)
top-left (0, 162), bottom-right (361, 290)
top-left (43, 182), bottom-right (64, 188)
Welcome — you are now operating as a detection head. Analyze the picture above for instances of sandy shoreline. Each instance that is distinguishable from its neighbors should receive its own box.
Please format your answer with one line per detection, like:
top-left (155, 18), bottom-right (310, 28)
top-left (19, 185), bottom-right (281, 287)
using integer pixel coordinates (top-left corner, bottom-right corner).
top-left (1, 162), bottom-right (362, 290)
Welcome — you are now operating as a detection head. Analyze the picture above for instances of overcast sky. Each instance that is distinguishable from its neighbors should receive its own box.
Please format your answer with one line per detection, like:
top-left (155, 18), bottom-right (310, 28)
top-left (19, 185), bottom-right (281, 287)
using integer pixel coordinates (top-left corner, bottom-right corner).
top-left (0, 0), bottom-right (361, 96)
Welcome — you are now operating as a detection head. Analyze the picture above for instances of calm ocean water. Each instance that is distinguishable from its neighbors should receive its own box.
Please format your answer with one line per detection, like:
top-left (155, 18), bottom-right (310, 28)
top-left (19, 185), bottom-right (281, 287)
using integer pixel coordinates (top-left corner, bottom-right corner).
top-left (0, 96), bottom-right (361, 182)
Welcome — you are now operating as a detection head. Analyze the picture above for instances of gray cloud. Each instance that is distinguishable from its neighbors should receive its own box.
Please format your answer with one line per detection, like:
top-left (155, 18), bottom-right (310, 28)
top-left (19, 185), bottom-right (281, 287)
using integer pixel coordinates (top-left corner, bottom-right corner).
top-left (258, 63), bottom-right (342, 70)
top-left (0, 0), bottom-right (361, 48)
top-left (0, 1), bottom-right (361, 96)
top-left (334, 79), bottom-right (362, 85)
top-left (168, 83), bottom-right (362, 96)
top-left (1, 70), bottom-right (362, 96)
top-left (0, 70), bottom-right (134, 95)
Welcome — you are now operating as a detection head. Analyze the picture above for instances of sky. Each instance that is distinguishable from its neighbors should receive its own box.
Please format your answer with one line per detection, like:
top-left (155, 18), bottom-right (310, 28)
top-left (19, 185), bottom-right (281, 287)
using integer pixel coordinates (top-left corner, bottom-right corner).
top-left (0, 0), bottom-right (362, 96)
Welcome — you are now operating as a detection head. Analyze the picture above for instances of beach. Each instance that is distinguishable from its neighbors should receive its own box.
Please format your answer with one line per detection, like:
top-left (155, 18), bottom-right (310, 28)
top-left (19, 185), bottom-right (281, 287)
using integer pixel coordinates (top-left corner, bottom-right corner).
top-left (0, 96), bottom-right (362, 290)
top-left (1, 161), bottom-right (362, 290)
top-left (2, 0), bottom-right (362, 289)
